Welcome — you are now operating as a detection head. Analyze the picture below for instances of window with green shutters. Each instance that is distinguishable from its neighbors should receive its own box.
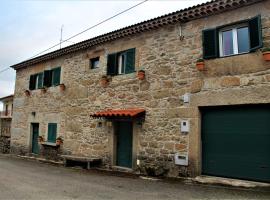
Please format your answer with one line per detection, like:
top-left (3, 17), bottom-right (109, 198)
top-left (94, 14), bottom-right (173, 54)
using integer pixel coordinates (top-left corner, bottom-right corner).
top-left (202, 15), bottom-right (262, 59)
top-left (107, 48), bottom-right (135, 76)
top-left (47, 123), bottom-right (57, 143)
top-left (28, 67), bottom-right (61, 90)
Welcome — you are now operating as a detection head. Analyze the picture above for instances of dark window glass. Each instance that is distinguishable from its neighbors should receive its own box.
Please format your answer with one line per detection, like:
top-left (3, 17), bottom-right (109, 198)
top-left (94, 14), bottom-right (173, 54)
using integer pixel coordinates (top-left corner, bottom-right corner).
top-left (37, 72), bottom-right (44, 89)
top-left (90, 57), bottom-right (100, 69)
top-left (222, 30), bottom-right (234, 56)
top-left (237, 27), bottom-right (249, 53)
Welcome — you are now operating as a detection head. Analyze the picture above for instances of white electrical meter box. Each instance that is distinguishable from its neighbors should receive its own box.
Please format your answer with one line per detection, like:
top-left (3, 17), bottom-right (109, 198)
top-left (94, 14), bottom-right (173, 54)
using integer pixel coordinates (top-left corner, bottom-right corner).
top-left (175, 153), bottom-right (188, 166)
top-left (182, 93), bottom-right (190, 103)
top-left (181, 120), bottom-right (189, 133)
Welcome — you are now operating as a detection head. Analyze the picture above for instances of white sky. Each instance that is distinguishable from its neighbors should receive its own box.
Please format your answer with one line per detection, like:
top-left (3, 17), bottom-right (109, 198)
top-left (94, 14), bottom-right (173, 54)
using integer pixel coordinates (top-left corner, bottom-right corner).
top-left (0, 0), bottom-right (208, 110)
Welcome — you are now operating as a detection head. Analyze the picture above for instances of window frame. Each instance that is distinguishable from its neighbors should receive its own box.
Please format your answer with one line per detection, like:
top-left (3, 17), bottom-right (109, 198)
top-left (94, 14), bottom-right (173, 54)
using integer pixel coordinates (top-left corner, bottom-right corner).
top-left (90, 57), bottom-right (100, 69)
top-left (107, 48), bottom-right (135, 76)
top-left (117, 52), bottom-right (127, 75)
top-left (219, 23), bottom-right (250, 57)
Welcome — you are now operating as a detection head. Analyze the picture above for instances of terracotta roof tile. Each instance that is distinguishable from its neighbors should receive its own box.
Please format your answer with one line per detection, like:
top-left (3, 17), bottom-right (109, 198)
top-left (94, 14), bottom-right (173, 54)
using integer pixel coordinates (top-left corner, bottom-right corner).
top-left (90, 109), bottom-right (145, 118)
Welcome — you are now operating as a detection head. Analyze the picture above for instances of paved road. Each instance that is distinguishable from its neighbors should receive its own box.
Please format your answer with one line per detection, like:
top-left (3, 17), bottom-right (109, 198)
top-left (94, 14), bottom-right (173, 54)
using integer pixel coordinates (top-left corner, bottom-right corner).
top-left (0, 155), bottom-right (269, 200)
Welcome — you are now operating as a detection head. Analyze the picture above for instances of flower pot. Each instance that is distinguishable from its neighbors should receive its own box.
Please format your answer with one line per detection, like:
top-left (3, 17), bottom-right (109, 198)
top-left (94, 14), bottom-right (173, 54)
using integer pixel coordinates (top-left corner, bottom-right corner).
top-left (41, 88), bottom-right (47, 94)
top-left (24, 90), bottom-right (31, 97)
top-left (59, 84), bottom-right (66, 91)
top-left (196, 62), bottom-right (205, 71)
top-left (137, 71), bottom-right (145, 80)
top-left (56, 140), bottom-right (62, 146)
top-left (263, 51), bottom-right (270, 61)
top-left (100, 77), bottom-right (109, 87)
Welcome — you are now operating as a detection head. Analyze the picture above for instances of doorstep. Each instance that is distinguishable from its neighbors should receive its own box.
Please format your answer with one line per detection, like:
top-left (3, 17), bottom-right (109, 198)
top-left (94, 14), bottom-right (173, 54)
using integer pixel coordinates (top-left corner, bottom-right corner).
top-left (111, 166), bottom-right (134, 173)
top-left (194, 175), bottom-right (270, 188)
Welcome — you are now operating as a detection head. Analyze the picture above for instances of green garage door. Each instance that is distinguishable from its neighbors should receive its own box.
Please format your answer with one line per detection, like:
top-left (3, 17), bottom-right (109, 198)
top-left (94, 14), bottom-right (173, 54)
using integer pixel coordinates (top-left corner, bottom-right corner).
top-left (202, 105), bottom-right (270, 183)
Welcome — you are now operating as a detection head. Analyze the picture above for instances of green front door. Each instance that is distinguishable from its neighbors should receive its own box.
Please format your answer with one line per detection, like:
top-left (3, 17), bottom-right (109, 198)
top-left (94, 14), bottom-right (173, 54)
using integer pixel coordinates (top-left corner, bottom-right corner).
top-left (202, 105), bottom-right (270, 182)
top-left (115, 121), bottom-right (133, 168)
top-left (31, 123), bottom-right (39, 154)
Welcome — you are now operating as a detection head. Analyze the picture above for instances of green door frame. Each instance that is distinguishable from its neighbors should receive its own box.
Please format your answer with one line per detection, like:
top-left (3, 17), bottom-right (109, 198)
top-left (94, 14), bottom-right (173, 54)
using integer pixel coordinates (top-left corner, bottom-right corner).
top-left (31, 123), bottom-right (39, 154)
top-left (114, 120), bottom-right (133, 168)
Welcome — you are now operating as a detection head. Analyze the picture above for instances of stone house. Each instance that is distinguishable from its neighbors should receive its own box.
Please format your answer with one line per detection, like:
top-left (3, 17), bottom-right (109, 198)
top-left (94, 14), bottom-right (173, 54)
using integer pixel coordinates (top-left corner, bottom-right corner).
top-left (10, 0), bottom-right (270, 182)
top-left (0, 95), bottom-right (13, 153)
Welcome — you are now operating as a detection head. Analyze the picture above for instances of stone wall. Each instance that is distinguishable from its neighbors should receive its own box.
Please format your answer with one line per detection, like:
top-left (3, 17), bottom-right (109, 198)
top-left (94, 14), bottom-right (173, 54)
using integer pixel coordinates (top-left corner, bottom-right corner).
top-left (0, 136), bottom-right (10, 154)
top-left (11, 0), bottom-right (270, 178)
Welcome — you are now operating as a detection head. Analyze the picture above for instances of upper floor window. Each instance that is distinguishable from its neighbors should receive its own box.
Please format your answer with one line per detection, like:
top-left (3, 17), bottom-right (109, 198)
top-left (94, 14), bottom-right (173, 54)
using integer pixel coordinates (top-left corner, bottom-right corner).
top-left (90, 57), bottom-right (100, 69)
top-left (203, 15), bottom-right (262, 59)
top-left (107, 48), bottom-right (135, 76)
top-left (219, 25), bottom-right (250, 57)
top-left (29, 67), bottom-right (61, 90)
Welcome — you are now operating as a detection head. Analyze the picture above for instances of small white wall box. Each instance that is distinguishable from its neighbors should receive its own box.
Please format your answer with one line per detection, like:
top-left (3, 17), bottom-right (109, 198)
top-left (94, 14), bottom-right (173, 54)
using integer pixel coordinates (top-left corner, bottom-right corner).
top-left (182, 93), bottom-right (190, 103)
top-left (175, 153), bottom-right (188, 166)
top-left (181, 120), bottom-right (190, 133)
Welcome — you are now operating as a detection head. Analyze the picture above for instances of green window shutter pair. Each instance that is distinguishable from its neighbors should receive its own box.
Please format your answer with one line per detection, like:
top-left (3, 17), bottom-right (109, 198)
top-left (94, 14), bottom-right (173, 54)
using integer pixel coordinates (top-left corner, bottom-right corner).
top-left (107, 48), bottom-right (135, 75)
top-left (202, 15), bottom-right (262, 59)
top-left (48, 123), bottom-right (57, 143)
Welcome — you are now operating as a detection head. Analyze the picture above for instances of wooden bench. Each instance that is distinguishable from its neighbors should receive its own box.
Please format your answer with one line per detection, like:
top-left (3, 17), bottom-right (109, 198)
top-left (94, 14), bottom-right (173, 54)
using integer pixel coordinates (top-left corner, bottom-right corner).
top-left (62, 155), bottom-right (102, 169)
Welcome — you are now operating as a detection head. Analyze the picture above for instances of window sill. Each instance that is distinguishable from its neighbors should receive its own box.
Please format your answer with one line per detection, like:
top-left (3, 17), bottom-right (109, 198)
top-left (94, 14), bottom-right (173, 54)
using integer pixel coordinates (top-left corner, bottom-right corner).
top-left (41, 142), bottom-right (57, 147)
top-left (219, 51), bottom-right (250, 59)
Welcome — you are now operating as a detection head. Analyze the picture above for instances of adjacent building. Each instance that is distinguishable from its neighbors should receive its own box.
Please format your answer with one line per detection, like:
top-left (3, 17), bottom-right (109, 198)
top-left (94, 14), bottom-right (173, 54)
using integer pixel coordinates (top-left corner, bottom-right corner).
top-left (9, 0), bottom-right (270, 182)
top-left (0, 95), bottom-right (13, 153)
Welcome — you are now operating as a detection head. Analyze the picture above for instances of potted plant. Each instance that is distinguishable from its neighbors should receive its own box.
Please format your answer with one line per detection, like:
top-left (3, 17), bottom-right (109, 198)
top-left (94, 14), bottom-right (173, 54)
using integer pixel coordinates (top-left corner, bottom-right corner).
top-left (137, 70), bottom-right (146, 80)
top-left (262, 47), bottom-right (270, 61)
top-left (56, 137), bottom-right (63, 146)
top-left (196, 58), bottom-right (205, 71)
top-left (24, 90), bottom-right (31, 97)
top-left (100, 75), bottom-right (109, 87)
top-left (41, 86), bottom-right (47, 94)
top-left (59, 83), bottom-right (66, 91)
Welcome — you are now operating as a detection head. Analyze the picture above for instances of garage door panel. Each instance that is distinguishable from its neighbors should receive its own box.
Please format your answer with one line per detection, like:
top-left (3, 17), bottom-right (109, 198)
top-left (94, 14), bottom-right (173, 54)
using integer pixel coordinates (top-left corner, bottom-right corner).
top-left (202, 105), bottom-right (270, 182)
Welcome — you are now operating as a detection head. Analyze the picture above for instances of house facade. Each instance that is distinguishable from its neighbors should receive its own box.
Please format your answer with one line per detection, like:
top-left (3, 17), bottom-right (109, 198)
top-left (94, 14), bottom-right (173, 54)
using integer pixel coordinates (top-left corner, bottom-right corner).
top-left (10, 0), bottom-right (270, 182)
top-left (0, 95), bottom-right (13, 153)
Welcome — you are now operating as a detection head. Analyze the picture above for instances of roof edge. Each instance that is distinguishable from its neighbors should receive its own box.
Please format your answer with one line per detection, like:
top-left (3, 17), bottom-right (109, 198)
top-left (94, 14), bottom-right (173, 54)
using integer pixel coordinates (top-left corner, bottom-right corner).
top-left (10, 0), bottom-right (264, 70)
top-left (0, 95), bottom-right (14, 102)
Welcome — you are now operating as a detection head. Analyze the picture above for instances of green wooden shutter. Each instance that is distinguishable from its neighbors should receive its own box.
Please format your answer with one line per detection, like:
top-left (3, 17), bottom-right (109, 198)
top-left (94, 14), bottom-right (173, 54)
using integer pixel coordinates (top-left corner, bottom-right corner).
top-left (52, 67), bottom-right (61, 86)
top-left (43, 70), bottom-right (52, 87)
top-left (37, 72), bottom-right (44, 89)
top-left (48, 123), bottom-right (57, 143)
top-left (29, 75), bottom-right (36, 90)
top-left (249, 15), bottom-right (262, 52)
top-left (125, 48), bottom-right (135, 74)
top-left (202, 28), bottom-right (218, 59)
top-left (107, 53), bottom-right (117, 75)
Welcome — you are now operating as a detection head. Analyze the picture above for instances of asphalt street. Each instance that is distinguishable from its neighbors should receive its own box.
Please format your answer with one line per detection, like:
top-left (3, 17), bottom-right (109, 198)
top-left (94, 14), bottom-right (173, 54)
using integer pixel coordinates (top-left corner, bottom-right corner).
top-left (0, 155), bottom-right (269, 200)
